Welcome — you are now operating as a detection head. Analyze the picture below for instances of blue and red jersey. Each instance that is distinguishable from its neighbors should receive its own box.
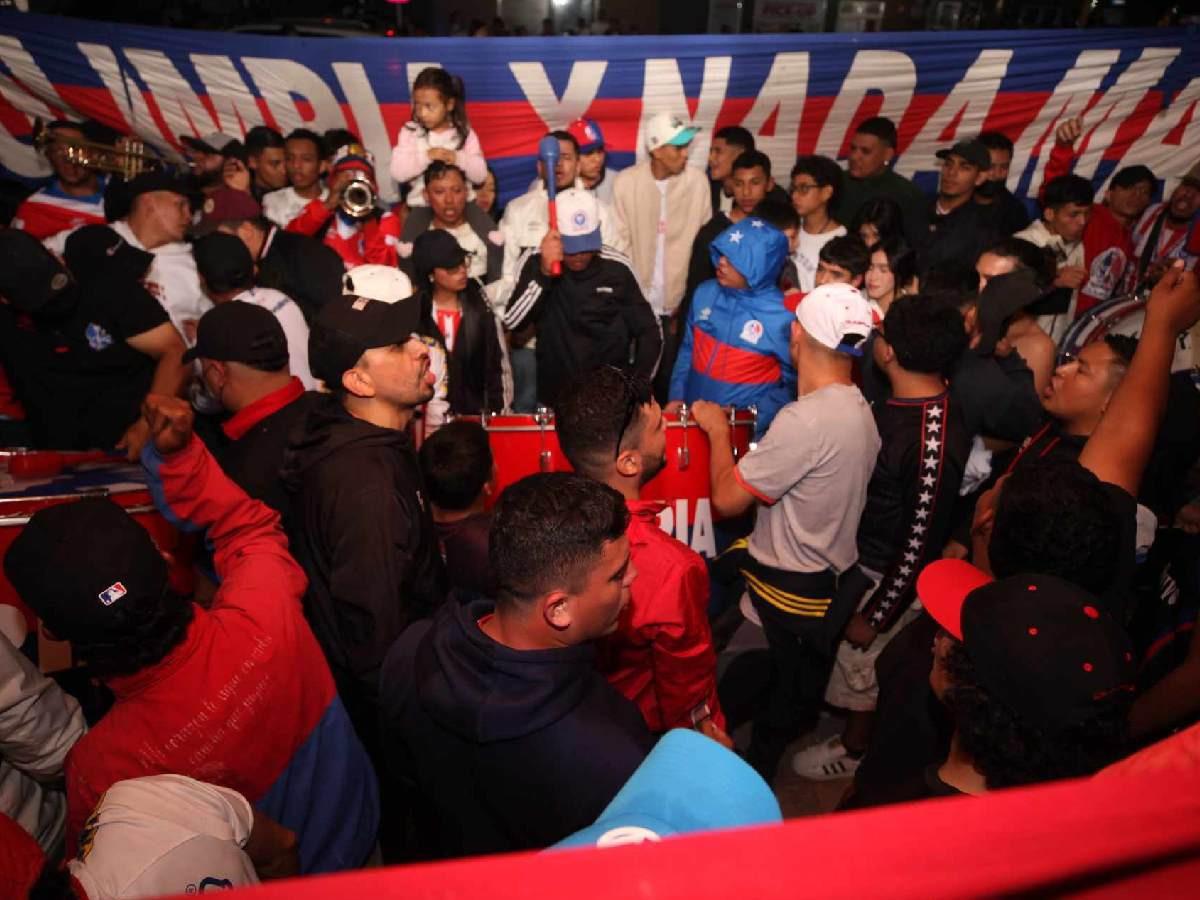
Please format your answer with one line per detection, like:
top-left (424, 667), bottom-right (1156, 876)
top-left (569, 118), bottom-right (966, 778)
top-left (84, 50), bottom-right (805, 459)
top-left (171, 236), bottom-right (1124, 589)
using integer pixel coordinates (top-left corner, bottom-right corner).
top-left (64, 435), bottom-right (378, 874)
top-left (669, 218), bottom-right (796, 436)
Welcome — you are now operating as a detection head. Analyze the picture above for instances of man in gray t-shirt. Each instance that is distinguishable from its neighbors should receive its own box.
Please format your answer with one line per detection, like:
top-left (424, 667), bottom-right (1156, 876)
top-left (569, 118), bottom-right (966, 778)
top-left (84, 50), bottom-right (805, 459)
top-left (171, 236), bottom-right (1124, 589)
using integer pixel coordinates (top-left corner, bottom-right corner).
top-left (693, 282), bottom-right (880, 779)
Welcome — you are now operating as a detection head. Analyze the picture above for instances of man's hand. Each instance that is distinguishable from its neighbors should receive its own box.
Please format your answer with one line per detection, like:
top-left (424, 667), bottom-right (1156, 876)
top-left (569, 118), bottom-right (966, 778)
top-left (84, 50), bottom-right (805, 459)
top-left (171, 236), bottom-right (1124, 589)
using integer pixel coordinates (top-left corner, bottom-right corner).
top-left (539, 229), bottom-right (564, 277)
top-left (690, 399), bottom-right (731, 438)
top-left (1175, 501), bottom-right (1200, 535)
top-left (1053, 265), bottom-right (1088, 290)
top-left (323, 170), bottom-right (357, 210)
top-left (1055, 115), bottom-right (1083, 146)
top-left (663, 400), bottom-right (685, 416)
top-left (115, 418), bottom-right (151, 462)
top-left (222, 157), bottom-right (251, 193)
top-left (942, 539), bottom-right (969, 560)
top-left (697, 717), bottom-right (734, 750)
top-left (427, 147), bottom-right (456, 165)
top-left (844, 613), bottom-right (878, 651)
top-left (142, 394), bottom-right (195, 456)
top-left (1145, 261), bottom-right (1200, 335)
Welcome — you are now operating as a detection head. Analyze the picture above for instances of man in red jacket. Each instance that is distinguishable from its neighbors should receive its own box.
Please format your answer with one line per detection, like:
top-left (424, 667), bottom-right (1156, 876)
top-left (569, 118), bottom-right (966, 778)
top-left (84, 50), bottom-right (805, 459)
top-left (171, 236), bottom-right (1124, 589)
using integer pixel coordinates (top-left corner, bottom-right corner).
top-left (3, 395), bottom-right (379, 874)
top-left (554, 366), bottom-right (729, 744)
top-left (1042, 116), bottom-right (1156, 315)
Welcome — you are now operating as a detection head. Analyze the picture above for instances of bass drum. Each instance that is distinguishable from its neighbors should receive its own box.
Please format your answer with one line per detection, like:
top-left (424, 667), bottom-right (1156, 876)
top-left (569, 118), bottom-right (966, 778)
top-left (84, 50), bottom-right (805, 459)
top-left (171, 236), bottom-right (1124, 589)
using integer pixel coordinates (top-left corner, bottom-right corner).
top-left (459, 406), bottom-right (758, 557)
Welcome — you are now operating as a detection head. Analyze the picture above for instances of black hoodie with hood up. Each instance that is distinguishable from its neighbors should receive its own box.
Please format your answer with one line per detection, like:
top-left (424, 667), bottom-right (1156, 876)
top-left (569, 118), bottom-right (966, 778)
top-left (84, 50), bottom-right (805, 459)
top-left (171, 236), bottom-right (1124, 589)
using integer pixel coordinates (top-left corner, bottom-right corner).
top-left (282, 393), bottom-right (446, 755)
top-left (380, 598), bottom-right (653, 858)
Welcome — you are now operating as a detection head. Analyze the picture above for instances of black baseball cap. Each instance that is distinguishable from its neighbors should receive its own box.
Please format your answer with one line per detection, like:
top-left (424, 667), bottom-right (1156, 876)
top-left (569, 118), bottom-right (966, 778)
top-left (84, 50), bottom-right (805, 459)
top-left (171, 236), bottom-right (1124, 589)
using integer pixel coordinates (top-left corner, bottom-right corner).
top-left (976, 268), bottom-right (1043, 356)
top-left (309, 292), bottom-right (422, 387)
top-left (412, 229), bottom-right (468, 283)
top-left (4, 497), bottom-right (169, 645)
top-left (124, 169), bottom-right (193, 202)
top-left (918, 560), bottom-right (1136, 733)
top-left (183, 301), bottom-right (288, 370)
top-left (63, 224), bottom-right (154, 286)
top-left (194, 232), bottom-right (255, 294)
top-left (0, 229), bottom-right (73, 313)
top-left (936, 138), bottom-right (991, 171)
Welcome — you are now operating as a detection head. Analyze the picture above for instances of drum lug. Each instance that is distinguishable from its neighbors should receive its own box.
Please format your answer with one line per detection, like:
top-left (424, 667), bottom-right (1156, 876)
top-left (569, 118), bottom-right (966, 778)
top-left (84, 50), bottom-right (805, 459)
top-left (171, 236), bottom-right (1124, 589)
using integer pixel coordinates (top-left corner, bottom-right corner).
top-left (677, 403), bottom-right (690, 470)
top-left (535, 405), bottom-right (553, 472)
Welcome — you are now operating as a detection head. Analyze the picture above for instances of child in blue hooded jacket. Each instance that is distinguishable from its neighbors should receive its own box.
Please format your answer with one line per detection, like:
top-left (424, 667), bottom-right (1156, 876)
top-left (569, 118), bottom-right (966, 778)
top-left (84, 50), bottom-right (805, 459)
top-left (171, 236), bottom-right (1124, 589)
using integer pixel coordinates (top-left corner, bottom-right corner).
top-left (668, 217), bottom-right (796, 436)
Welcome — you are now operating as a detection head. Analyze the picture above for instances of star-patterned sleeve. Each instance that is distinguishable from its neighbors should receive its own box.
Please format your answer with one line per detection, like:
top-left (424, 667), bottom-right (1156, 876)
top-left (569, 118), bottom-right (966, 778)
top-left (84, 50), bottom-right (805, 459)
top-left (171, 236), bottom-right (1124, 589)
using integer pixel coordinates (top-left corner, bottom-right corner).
top-left (860, 397), bottom-right (965, 633)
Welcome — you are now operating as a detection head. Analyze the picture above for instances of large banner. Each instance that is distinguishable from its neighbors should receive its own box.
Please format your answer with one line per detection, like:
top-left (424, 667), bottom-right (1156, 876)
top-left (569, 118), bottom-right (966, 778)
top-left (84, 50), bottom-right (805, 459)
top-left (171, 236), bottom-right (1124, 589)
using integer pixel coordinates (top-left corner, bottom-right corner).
top-left (0, 12), bottom-right (1198, 206)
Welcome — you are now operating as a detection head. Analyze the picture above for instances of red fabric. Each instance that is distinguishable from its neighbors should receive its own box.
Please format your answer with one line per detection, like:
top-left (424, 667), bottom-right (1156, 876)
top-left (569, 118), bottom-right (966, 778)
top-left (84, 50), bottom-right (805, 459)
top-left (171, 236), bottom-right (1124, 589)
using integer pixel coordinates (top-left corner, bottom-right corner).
top-left (0, 813), bottom-right (45, 899)
top-left (221, 377), bottom-right (305, 440)
top-left (324, 214), bottom-right (401, 270)
top-left (1078, 204), bottom-right (1137, 315)
top-left (284, 200), bottom-right (401, 269)
top-left (1042, 141), bottom-right (1135, 314)
top-left (596, 500), bottom-right (724, 733)
top-left (691, 327), bottom-right (782, 386)
top-left (0, 363), bottom-right (25, 420)
top-left (11, 190), bottom-right (105, 241)
top-left (435, 308), bottom-right (463, 352)
top-left (230, 768), bottom-right (1200, 900)
top-left (284, 198), bottom-right (332, 237)
top-left (1098, 722), bottom-right (1200, 779)
top-left (63, 435), bottom-right (326, 853)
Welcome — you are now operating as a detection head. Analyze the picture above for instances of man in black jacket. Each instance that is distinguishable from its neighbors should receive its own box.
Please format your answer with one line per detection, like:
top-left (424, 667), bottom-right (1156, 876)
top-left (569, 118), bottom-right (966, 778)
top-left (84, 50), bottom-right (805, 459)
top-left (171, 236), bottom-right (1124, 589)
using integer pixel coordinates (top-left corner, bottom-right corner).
top-left (923, 139), bottom-right (999, 275)
top-left (379, 472), bottom-right (653, 858)
top-left (199, 187), bottom-right (344, 324)
top-left (282, 265), bottom-right (446, 762)
top-left (186, 301), bottom-right (318, 515)
top-left (502, 188), bottom-right (661, 406)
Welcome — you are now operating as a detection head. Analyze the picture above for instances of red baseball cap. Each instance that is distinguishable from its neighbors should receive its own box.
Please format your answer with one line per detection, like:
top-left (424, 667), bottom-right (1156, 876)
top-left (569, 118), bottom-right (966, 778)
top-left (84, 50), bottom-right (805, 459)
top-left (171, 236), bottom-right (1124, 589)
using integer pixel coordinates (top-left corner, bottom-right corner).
top-left (195, 187), bottom-right (262, 235)
top-left (915, 558), bottom-right (993, 640)
top-left (567, 118), bottom-right (607, 154)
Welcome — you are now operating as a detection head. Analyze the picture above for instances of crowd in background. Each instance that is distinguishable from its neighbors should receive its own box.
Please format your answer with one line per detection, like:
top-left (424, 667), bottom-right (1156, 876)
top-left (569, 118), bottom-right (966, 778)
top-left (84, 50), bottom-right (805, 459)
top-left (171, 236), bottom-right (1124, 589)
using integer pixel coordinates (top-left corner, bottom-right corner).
top-left (0, 55), bottom-right (1199, 898)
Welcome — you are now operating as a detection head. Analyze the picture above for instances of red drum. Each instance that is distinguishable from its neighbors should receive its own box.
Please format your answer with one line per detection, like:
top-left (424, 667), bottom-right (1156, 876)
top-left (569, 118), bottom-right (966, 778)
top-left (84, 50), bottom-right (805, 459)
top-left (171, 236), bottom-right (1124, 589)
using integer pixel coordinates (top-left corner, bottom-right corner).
top-left (462, 407), bottom-right (756, 558)
top-left (0, 454), bottom-right (196, 669)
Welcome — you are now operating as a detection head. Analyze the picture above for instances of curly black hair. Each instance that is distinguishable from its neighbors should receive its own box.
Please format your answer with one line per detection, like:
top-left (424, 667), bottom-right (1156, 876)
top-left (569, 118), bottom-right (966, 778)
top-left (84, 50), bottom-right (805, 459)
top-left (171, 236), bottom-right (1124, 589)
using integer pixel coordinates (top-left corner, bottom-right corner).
top-left (554, 366), bottom-right (653, 481)
top-left (988, 459), bottom-right (1124, 598)
top-left (881, 294), bottom-right (967, 376)
top-left (71, 587), bottom-right (194, 680)
top-left (943, 641), bottom-right (1130, 789)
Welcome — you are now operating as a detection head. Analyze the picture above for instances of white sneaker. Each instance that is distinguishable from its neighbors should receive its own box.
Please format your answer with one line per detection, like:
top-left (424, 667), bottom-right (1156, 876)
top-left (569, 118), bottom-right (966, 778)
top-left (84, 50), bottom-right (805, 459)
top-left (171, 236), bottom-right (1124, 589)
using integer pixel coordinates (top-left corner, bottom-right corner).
top-left (791, 736), bottom-right (861, 780)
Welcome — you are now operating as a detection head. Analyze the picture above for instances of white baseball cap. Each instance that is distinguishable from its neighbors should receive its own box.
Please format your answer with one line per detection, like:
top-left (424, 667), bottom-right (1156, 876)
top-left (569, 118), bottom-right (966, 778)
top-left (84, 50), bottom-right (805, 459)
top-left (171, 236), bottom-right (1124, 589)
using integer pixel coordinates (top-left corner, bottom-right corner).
top-left (556, 188), bottom-right (602, 254)
top-left (342, 264), bottom-right (413, 305)
top-left (796, 283), bottom-right (874, 356)
top-left (645, 111), bottom-right (700, 152)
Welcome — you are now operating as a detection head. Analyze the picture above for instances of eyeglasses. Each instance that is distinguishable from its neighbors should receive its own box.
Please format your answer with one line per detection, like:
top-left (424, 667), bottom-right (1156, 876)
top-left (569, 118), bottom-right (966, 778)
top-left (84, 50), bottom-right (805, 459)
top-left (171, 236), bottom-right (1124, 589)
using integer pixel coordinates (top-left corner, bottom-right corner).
top-left (791, 182), bottom-right (820, 195)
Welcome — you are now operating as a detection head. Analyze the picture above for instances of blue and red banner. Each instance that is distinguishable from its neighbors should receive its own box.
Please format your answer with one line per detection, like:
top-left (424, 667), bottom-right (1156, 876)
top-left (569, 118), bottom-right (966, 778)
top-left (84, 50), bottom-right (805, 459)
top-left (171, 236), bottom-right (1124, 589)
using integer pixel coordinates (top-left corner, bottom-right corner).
top-left (0, 12), bottom-right (1197, 205)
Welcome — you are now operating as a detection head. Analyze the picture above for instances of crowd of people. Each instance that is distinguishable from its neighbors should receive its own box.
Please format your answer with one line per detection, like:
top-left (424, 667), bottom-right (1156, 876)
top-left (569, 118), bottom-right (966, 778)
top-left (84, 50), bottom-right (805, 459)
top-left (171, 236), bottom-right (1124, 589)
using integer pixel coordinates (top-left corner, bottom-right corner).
top-left (0, 59), bottom-right (1199, 897)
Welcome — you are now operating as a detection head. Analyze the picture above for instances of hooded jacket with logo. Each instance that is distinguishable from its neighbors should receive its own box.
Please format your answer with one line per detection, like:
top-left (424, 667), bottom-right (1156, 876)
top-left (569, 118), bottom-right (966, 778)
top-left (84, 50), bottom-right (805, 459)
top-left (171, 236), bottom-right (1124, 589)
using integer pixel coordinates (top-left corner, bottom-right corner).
top-left (379, 598), bottom-right (652, 858)
top-left (281, 394), bottom-right (446, 757)
top-left (669, 218), bottom-right (796, 436)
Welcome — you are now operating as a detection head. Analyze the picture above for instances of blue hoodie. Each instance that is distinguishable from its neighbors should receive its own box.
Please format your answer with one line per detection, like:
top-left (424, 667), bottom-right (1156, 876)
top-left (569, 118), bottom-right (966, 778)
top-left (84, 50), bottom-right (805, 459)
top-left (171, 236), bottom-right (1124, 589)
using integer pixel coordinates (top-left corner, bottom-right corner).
top-left (669, 217), bottom-right (796, 436)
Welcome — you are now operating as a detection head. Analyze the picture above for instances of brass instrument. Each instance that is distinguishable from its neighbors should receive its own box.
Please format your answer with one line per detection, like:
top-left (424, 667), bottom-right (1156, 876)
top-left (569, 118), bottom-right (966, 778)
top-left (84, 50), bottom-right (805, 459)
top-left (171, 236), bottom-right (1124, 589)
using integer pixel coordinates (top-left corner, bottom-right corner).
top-left (32, 119), bottom-right (163, 181)
top-left (341, 174), bottom-right (376, 218)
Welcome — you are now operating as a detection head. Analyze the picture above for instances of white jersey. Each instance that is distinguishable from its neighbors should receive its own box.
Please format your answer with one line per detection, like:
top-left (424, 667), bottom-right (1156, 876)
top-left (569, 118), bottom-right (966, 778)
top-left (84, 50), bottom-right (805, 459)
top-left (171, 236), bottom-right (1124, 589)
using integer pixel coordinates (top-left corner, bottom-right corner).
top-left (231, 286), bottom-right (315, 389)
top-left (262, 186), bottom-right (329, 229)
top-left (109, 219), bottom-right (211, 343)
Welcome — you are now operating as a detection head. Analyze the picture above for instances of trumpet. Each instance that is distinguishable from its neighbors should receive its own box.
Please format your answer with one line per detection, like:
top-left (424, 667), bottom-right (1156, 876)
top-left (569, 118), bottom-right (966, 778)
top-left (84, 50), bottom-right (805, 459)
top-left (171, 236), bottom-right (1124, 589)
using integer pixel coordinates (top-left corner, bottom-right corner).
top-left (341, 174), bottom-right (376, 218)
top-left (32, 118), bottom-right (163, 181)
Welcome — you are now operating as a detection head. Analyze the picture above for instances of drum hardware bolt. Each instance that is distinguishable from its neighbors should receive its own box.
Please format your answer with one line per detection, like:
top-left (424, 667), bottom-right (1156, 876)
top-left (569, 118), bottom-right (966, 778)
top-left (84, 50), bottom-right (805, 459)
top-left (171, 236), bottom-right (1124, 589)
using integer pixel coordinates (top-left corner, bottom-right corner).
top-left (677, 403), bottom-right (690, 471)
top-left (535, 405), bottom-right (553, 472)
